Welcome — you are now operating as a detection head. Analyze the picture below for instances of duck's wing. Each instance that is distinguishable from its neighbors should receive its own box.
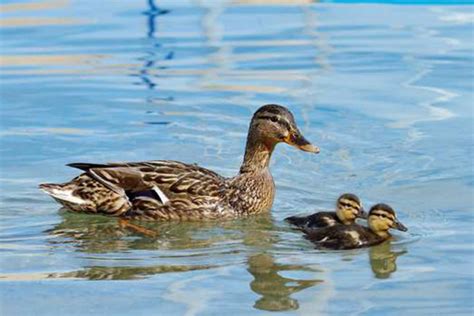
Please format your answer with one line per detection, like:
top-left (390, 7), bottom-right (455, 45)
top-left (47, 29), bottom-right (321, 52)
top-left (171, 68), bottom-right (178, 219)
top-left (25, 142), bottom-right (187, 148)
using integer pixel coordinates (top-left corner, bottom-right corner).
top-left (285, 212), bottom-right (338, 230)
top-left (303, 226), bottom-right (338, 243)
top-left (303, 226), bottom-right (349, 250)
top-left (305, 225), bottom-right (374, 250)
top-left (285, 214), bottom-right (311, 228)
top-left (67, 160), bottom-right (226, 205)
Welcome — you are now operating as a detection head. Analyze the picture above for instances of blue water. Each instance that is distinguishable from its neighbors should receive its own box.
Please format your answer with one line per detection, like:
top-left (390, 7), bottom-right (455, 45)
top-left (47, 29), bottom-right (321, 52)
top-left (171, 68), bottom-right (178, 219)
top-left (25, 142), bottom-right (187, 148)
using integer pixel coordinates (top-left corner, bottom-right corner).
top-left (1, 1), bottom-right (473, 315)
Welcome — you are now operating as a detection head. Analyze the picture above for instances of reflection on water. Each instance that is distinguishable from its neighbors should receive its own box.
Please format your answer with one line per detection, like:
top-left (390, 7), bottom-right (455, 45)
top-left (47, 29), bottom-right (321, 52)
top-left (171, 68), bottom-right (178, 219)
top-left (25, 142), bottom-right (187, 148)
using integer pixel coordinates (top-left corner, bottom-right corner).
top-left (368, 242), bottom-right (407, 279)
top-left (1, 0), bottom-right (473, 314)
top-left (248, 253), bottom-right (322, 311)
top-left (47, 211), bottom-right (236, 252)
top-left (36, 264), bottom-right (217, 281)
top-left (136, 0), bottom-right (171, 91)
top-left (42, 210), bottom-right (322, 310)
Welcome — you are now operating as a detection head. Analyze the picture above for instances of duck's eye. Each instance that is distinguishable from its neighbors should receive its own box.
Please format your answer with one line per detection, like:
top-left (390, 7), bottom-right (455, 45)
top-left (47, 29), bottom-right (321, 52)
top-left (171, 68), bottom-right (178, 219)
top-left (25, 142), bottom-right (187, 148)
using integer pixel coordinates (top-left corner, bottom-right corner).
top-left (379, 214), bottom-right (387, 219)
top-left (270, 116), bottom-right (279, 123)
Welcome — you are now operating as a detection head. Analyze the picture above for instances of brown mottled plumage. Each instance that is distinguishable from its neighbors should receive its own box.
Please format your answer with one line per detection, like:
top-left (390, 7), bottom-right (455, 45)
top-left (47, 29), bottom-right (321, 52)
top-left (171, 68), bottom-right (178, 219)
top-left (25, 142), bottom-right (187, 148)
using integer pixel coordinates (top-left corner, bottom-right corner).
top-left (40, 104), bottom-right (319, 220)
top-left (303, 204), bottom-right (408, 250)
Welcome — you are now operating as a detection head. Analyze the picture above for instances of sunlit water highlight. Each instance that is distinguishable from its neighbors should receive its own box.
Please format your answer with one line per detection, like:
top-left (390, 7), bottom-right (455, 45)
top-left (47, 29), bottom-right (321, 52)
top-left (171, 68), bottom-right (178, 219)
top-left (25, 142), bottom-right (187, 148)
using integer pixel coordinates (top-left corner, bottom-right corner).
top-left (0, 0), bottom-right (473, 315)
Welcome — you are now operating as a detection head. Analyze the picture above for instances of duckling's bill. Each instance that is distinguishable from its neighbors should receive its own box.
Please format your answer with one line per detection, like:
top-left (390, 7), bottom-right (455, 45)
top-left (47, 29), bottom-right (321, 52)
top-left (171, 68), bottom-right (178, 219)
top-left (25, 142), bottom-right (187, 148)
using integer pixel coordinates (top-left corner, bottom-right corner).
top-left (393, 217), bottom-right (408, 232)
top-left (358, 207), bottom-right (368, 219)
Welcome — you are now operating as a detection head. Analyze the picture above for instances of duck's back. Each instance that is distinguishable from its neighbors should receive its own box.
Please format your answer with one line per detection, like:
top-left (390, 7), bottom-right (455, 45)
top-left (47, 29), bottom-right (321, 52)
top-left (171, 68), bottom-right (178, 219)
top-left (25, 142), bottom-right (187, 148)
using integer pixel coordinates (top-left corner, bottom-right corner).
top-left (40, 160), bottom-right (227, 218)
top-left (303, 224), bottom-right (384, 250)
top-left (40, 160), bottom-right (278, 219)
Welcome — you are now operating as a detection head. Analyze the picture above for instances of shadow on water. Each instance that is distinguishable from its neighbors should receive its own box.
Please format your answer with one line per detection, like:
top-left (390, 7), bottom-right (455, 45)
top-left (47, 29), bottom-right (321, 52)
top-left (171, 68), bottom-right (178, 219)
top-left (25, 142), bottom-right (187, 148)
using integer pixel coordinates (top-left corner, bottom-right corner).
top-left (43, 210), bottom-right (323, 311)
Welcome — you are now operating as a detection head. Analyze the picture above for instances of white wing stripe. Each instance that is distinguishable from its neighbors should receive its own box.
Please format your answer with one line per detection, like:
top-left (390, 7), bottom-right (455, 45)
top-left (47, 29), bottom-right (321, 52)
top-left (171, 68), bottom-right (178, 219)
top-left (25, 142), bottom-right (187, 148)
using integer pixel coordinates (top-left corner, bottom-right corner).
top-left (153, 186), bottom-right (169, 204)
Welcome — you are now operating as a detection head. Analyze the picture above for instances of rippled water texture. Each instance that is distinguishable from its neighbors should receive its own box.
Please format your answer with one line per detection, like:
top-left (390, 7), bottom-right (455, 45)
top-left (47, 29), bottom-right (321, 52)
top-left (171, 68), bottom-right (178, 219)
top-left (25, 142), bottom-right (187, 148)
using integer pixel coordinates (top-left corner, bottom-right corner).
top-left (1, 1), bottom-right (473, 315)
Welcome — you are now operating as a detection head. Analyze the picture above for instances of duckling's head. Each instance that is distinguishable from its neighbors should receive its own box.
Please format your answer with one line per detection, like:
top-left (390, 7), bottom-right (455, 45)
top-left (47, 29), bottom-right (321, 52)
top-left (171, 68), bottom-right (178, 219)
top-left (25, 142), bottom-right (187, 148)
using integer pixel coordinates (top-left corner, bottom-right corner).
top-left (248, 104), bottom-right (319, 154)
top-left (368, 203), bottom-right (407, 238)
top-left (335, 193), bottom-right (366, 224)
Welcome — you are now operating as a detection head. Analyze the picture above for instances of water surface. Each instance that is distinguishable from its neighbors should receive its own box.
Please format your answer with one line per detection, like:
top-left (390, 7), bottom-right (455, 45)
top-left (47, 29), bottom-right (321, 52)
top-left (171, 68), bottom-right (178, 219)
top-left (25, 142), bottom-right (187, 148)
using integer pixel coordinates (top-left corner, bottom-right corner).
top-left (1, 1), bottom-right (473, 315)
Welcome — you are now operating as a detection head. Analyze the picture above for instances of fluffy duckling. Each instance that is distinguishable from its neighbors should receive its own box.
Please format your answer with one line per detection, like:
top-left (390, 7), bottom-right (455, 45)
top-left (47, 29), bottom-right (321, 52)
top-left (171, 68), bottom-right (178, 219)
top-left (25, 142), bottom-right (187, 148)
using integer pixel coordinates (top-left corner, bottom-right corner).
top-left (303, 203), bottom-right (407, 250)
top-left (285, 193), bottom-right (366, 230)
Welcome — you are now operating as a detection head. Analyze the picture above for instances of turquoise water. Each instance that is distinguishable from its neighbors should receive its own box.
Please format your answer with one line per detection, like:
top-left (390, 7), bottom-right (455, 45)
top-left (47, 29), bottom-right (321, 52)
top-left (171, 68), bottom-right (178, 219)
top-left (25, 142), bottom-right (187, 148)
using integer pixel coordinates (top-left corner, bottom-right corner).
top-left (1, 1), bottom-right (473, 315)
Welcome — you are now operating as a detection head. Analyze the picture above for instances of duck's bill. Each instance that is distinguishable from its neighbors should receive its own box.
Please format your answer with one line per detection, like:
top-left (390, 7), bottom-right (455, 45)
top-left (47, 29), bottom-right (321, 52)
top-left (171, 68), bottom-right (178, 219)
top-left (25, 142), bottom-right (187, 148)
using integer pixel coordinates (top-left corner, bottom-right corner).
top-left (286, 131), bottom-right (320, 154)
top-left (358, 207), bottom-right (368, 219)
top-left (298, 142), bottom-right (320, 153)
top-left (393, 218), bottom-right (408, 232)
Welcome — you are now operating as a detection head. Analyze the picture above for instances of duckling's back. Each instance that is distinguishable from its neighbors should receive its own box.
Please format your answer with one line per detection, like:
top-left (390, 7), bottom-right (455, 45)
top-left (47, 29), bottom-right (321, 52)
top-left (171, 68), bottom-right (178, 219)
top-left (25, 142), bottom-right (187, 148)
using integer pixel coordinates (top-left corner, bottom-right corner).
top-left (303, 224), bottom-right (384, 250)
top-left (285, 212), bottom-right (340, 230)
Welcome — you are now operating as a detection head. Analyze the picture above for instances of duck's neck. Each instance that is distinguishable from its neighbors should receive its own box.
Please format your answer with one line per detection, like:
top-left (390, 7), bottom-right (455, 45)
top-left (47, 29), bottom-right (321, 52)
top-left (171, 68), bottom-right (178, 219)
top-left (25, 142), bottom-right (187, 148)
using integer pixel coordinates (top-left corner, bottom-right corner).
top-left (240, 138), bottom-right (275, 173)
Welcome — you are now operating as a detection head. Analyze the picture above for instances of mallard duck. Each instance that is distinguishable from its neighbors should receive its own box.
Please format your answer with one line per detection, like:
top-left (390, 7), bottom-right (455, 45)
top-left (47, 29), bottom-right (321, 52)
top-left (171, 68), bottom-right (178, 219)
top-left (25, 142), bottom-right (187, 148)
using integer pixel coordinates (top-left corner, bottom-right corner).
top-left (303, 203), bottom-right (407, 250)
top-left (39, 104), bottom-right (319, 220)
top-left (285, 193), bottom-right (366, 229)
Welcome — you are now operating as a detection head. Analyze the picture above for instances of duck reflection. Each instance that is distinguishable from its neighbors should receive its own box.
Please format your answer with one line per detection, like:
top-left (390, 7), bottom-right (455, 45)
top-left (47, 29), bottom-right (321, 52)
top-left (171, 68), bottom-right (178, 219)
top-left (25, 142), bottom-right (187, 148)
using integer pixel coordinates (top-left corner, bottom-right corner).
top-left (45, 211), bottom-right (323, 311)
top-left (46, 210), bottom-right (229, 253)
top-left (369, 241), bottom-right (407, 279)
top-left (247, 253), bottom-right (322, 311)
top-left (44, 211), bottom-right (233, 280)
top-left (51, 264), bottom-right (217, 281)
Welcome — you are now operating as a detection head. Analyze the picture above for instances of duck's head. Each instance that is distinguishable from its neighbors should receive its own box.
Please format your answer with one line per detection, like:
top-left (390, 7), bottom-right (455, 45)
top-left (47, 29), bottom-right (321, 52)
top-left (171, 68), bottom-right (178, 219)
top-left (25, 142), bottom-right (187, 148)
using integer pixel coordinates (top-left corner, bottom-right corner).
top-left (368, 203), bottom-right (407, 238)
top-left (335, 193), bottom-right (366, 225)
top-left (248, 104), bottom-right (319, 154)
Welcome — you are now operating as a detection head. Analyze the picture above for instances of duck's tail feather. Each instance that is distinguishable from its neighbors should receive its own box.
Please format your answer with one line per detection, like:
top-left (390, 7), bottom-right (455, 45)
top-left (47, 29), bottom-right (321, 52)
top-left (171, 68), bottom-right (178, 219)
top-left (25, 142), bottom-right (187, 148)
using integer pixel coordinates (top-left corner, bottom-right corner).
top-left (66, 162), bottom-right (112, 172)
top-left (39, 183), bottom-right (87, 205)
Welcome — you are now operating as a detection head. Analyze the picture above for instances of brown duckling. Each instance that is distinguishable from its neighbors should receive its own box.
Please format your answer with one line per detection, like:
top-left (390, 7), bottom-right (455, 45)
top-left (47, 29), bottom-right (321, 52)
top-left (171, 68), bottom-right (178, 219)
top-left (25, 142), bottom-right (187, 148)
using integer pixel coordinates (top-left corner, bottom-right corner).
top-left (39, 104), bottom-right (319, 220)
top-left (303, 203), bottom-right (407, 250)
top-left (285, 193), bottom-right (366, 229)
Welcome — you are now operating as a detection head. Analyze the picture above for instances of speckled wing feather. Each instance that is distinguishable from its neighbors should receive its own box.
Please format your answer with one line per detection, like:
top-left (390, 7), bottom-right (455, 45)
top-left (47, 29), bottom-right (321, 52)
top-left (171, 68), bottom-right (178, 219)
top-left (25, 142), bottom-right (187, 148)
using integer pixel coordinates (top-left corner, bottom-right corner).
top-left (286, 212), bottom-right (340, 230)
top-left (68, 160), bottom-right (227, 217)
top-left (68, 163), bottom-right (149, 195)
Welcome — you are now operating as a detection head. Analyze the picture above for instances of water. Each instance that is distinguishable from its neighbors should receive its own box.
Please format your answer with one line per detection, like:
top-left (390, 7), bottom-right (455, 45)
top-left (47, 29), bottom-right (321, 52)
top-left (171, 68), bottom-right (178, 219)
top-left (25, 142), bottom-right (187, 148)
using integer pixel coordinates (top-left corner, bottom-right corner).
top-left (1, 0), bottom-right (473, 315)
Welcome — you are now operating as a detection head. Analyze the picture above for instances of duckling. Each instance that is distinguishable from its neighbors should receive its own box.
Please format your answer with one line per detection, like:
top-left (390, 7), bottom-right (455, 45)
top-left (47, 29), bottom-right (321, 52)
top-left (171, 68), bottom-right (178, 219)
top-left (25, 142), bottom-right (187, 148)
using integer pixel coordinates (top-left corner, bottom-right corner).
top-left (285, 193), bottom-right (366, 230)
top-left (303, 203), bottom-right (407, 250)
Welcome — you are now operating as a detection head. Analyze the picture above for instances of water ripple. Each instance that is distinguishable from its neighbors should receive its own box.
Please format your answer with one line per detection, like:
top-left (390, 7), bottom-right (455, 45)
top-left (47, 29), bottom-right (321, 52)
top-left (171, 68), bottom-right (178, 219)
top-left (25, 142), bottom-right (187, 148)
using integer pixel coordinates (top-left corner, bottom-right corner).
top-left (1, 1), bottom-right (473, 315)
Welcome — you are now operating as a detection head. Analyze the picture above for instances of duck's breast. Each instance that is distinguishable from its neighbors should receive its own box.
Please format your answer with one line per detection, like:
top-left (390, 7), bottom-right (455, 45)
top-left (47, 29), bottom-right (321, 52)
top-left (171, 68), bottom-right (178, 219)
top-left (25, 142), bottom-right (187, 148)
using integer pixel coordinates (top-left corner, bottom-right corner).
top-left (225, 169), bottom-right (275, 215)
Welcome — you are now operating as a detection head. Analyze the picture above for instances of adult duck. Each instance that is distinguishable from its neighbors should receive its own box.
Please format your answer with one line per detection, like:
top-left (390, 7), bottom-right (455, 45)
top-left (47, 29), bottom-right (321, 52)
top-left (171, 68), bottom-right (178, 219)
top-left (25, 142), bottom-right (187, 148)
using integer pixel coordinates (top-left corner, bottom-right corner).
top-left (40, 104), bottom-right (319, 220)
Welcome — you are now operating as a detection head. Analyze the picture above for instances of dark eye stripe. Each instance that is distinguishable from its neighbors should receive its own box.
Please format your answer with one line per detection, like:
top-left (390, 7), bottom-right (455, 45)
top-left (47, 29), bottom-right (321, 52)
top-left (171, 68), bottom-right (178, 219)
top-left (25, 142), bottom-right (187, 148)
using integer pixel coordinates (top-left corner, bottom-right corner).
top-left (340, 201), bottom-right (359, 209)
top-left (372, 212), bottom-right (394, 220)
top-left (257, 115), bottom-right (279, 122)
top-left (257, 115), bottom-right (291, 130)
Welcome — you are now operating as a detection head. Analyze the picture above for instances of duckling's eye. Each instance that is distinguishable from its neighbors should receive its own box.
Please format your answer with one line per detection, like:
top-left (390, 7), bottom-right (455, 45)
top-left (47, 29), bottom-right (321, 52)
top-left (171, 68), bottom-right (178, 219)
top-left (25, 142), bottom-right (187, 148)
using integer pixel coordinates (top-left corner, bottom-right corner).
top-left (379, 214), bottom-right (387, 219)
top-left (269, 116), bottom-right (279, 123)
